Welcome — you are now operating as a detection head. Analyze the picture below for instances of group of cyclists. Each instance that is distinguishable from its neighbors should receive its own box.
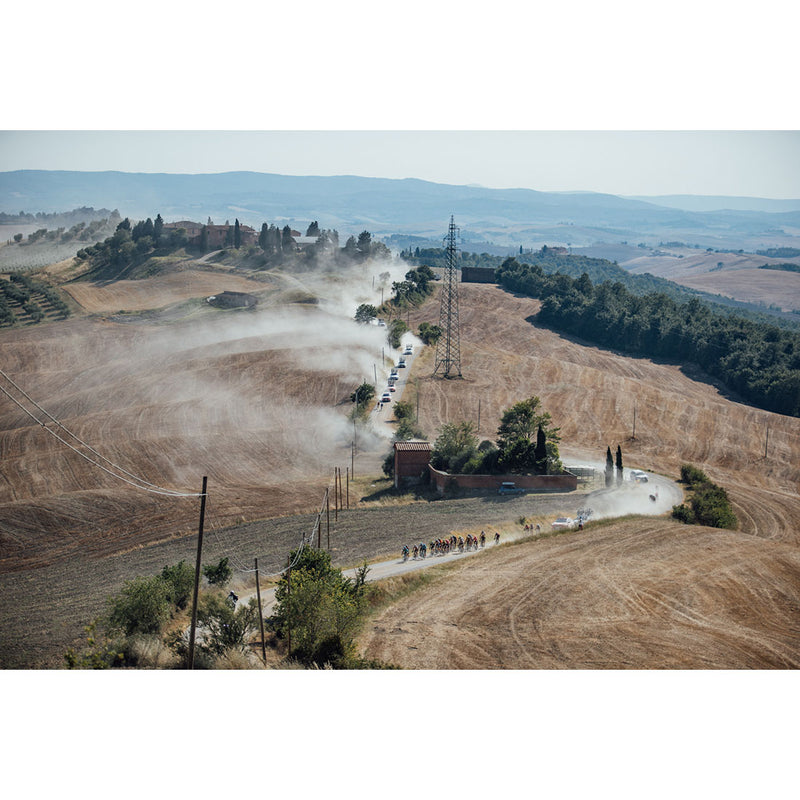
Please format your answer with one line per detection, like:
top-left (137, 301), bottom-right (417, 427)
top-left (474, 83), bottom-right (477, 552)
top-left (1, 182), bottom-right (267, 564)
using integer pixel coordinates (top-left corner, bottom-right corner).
top-left (401, 530), bottom-right (500, 562)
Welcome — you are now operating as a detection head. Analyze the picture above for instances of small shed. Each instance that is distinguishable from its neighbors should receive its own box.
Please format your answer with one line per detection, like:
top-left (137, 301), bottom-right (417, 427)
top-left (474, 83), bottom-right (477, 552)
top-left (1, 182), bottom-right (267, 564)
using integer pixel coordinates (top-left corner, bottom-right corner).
top-left (393, 440), bottom-right (432, 488)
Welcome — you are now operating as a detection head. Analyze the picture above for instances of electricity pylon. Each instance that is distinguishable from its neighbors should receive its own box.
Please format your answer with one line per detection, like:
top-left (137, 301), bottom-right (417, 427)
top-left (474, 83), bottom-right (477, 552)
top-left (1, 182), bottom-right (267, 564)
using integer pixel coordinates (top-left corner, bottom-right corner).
top-left (432, 215), bottom-right (463, 378)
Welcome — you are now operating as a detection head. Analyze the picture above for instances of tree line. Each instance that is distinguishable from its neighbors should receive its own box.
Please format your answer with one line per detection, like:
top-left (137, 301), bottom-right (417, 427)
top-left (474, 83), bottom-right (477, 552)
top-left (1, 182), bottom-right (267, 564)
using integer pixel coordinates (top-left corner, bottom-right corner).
top-left (496, 258), bottom-right (800, 417)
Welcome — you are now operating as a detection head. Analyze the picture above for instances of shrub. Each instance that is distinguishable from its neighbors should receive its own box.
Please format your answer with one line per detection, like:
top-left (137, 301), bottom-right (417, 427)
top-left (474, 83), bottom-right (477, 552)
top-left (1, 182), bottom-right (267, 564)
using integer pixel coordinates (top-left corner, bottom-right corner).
top-left (203, 556), bottom-right (232, 586)
top-left (271, 548), bottom-right (368, 668)
top-left (680, 464), bottom-right (709, 486)
top-left (161, 560), bottom-right (195, 609)
top-left (672, 464), bottom-right (737, 529)
top-left (107, 575), bottom-right (171, 636)
top-left (197, 595), bottom-right (260, 656)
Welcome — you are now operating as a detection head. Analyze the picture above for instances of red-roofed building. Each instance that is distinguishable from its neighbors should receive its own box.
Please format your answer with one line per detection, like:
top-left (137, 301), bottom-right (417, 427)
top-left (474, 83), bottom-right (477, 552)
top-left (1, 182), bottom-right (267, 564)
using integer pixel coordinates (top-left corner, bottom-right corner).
top-left (393, 440), bottom-right (432, 488)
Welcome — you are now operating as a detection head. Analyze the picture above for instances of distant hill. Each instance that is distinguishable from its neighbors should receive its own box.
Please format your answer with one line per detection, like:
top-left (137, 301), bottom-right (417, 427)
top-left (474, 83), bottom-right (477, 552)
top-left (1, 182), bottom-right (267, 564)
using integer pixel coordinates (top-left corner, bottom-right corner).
top-left (626, 194), bottom-right (800, 213)
top-left (2, 170), bottom-right (799, 251)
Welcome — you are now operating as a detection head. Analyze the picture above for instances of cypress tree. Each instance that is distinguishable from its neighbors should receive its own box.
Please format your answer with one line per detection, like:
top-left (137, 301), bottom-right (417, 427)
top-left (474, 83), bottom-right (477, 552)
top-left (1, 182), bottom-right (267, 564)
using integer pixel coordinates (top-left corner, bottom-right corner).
top-left (534, 424), bottom-right (548, 474)
top-left (615, 444), bottom-right (623, 486)
top-left (605, 446), bottom-right (614, 487)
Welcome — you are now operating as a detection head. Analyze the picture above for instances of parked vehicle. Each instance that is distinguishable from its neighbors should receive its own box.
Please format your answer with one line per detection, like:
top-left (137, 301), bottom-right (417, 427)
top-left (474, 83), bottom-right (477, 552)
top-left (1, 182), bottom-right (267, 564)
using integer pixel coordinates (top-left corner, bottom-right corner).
top-left (498, 481), bottom-right (524, 495)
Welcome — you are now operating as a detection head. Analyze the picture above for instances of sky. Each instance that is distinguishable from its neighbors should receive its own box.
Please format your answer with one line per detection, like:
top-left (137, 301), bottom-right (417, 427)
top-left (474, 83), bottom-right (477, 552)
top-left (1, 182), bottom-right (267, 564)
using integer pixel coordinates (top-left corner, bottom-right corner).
top-left (1, 130), bottom-right (799, 199)
top-left (2, 1), bottom-right (798, 200)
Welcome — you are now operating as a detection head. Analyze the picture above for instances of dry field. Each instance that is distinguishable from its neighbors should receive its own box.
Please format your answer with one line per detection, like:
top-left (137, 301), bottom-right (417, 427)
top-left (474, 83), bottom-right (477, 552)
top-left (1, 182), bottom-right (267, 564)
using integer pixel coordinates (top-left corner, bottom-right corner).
top-left (2, 276), bottom-right (800, 668)
top-left (622, 248), bottom-right (800, 313)
top-left (675, 268), bottom-right (800, 314)
top-left (61, 269), bottom-right (270, 314)
top-left (358, 518), bottom-right (800, 669)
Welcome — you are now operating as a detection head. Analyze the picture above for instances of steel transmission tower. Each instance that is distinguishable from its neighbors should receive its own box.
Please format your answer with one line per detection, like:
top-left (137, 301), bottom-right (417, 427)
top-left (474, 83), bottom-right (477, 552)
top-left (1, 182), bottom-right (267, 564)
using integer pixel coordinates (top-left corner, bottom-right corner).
top-left (433, 215), bottom-right (463, 378)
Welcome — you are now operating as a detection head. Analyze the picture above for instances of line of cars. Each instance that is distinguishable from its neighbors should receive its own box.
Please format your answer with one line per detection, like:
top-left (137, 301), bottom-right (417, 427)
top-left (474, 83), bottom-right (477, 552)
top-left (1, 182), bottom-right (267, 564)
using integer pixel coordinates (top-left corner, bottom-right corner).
top-left (380, 343), bottom-right (414, 406)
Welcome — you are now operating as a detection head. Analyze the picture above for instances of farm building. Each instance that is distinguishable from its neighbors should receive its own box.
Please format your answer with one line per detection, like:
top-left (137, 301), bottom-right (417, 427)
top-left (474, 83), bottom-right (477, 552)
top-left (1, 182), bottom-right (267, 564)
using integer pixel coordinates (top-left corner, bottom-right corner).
top-left (163, 221), bottom-right (257, 248)
top-left (207, 291), bottom-right (258, 309)
top-left (393, 440), bottom-right (432, 488)
top-left (461, 266), bottom-right (497, 283)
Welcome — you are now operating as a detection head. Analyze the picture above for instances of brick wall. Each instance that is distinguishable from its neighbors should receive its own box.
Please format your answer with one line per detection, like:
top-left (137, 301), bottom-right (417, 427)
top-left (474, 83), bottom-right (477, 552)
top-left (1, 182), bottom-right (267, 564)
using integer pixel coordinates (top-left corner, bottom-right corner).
top-left (429, 465), bottom-right (577, 494)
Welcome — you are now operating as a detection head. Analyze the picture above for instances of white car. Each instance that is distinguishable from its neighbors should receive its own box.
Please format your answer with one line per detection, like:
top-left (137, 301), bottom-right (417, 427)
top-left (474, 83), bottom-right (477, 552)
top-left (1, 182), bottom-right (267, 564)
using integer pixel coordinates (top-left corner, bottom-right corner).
top-left (551, 517), bottom-right (574, 530)
top-left (630, 469), bottom-right (649, 483)
top-left (387, 384), bottom-right (396, 392)
top-left (397, 358), bottom-right (406, 368)
top-left (404, 345), bottom-right (413, 355)
top-left (380, 392), bottom-right (391, 404)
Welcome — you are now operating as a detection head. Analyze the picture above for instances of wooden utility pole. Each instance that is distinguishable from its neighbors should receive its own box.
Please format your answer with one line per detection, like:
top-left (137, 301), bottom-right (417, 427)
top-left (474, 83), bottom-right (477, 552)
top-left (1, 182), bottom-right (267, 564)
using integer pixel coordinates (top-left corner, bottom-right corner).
top-left (188, 476), bottom-right (208, 670)
top-left (764, 425), bottom-right (770, 459)
top-left (286, 554), bottom-right (292, 655)
top-left (254, 557), bottom-right (267, 665)
top-left (326, 489), bottom-right (331, 550)
top-left (632, 404), bottom-right (637, 440)
top-left (346, 467), bottom-right (350, 508)
top-left (477, 398), bottom-right (481, 433)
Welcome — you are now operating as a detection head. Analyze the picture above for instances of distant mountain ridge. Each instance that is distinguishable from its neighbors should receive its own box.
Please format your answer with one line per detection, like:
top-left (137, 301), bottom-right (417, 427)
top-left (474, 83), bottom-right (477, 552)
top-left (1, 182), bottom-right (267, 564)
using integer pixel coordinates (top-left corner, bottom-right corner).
top-left (2, 170), bottom-right (799, 250)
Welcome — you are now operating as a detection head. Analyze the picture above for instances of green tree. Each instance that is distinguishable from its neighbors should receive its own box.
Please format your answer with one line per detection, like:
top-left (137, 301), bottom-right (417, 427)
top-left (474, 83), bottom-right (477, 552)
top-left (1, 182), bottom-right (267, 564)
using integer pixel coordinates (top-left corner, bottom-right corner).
top-left (615, 444), bottom-right (623, 486)
top-left (160, 560), bottom-right (195, 610)
top-left (107, 575), bottom-right (170, 636)
top-left (203, 556), bottom-right (233, 586)
top-left (388, 319), bottom-right (408, 348)
top-left (354, 303), bottom-right (378, 324)
top-left (234, 218), bottom-right (241, 249)
top-left (605, 446), bottom-right (614, 487)
top-left (431, 420), bottom-right (479, 473)
top-left (306, 221), bottom-right (320, 237)
top-left (418, 321), bottom-right (442, 345)
top-left (272, 548), bottom-right (368, 666)
top-left (153, 213), bottom-right (164, 244)
top-left (497, 397), bottom-right (561, 473)
top-left (350, 381), bottom-right (375, 412)
top-left (356, 230), bottom-right (372, 259)
top-left (534, 425), bottom-right (548, 473)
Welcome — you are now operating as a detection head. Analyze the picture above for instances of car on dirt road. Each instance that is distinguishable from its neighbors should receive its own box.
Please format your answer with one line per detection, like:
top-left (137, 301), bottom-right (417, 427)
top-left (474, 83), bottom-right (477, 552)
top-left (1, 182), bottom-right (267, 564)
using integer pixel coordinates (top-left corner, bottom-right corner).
top-left (629, 469), bottom-right (649, 483)
top-left (498, 481), bottom-right (525, 495)
top-left (380, 392), bottom-right (391, 404)
top-left (551, 517), bottom-right (575, 529)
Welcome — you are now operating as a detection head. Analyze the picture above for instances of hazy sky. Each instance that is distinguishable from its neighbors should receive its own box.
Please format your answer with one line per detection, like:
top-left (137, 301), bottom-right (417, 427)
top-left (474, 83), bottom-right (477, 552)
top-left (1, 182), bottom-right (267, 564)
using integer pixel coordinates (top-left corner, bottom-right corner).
top-left (1, 130), bottom-right (798, 199)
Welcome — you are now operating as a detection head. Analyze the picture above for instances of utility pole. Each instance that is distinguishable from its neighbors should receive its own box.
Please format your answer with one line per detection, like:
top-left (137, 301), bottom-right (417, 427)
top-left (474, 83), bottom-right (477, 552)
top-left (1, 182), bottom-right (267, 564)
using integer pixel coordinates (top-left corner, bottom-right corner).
top-left (632, 403), bottom-right (637, 440)
top-left (188, 476), bottom-right (208, 670)
top-left (764, 425), bottom-right (770, 459)
top-left (254, 557), bottom-right (267, 665)
top-left (326, 489), bottom-right (330, 550)
top-left (346, 466), bottom-right (350, 508)
top-left (286, 554), bottom-right (292, 655)
top-left (477, 398), bottom-right (481, 434)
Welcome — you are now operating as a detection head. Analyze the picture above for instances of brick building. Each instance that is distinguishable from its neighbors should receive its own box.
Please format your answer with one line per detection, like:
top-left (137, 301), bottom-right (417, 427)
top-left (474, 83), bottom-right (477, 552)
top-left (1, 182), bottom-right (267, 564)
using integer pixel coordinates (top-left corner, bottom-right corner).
top-left (393, 440), bottom-right (432, 488)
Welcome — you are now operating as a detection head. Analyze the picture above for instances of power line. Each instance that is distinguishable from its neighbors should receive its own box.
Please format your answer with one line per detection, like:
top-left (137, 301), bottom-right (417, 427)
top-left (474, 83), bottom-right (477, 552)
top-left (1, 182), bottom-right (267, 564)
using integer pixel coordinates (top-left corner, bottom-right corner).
top-left (0, 368), bottom-right (202, 498)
